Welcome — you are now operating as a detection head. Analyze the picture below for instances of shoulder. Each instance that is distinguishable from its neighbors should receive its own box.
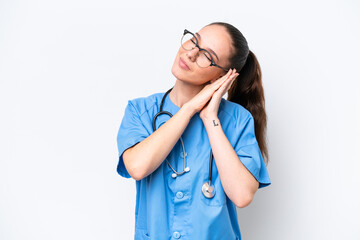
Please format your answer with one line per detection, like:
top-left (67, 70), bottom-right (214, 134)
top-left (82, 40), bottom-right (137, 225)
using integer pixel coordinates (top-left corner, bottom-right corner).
top-left (127, 92), bottom-right (164, 117)
top-left (220, 98), bottom-right (253, 123)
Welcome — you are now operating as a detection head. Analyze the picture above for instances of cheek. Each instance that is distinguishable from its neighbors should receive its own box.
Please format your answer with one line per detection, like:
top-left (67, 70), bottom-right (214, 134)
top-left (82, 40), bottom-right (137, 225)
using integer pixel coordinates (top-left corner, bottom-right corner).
top-left (197, 70), bottom-right (217, 82)
top-left (199, 67), bottom-right (223, 82)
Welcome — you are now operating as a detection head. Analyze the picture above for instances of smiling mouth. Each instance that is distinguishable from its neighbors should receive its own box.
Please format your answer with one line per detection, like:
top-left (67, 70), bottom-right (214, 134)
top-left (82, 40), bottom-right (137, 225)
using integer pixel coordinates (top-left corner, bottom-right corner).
top-left (179, 57), bottom-right (190, 70)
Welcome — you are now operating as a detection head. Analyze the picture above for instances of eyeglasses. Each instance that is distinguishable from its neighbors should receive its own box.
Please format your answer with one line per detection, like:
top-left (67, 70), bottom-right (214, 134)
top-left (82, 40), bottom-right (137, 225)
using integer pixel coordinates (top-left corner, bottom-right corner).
top-left (181, 29), bottom-right (229, 72)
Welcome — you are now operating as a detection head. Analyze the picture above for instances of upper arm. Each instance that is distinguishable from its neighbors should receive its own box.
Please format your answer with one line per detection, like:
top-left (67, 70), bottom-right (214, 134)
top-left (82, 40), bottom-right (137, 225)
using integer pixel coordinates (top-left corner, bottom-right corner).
top-left (233, 113), bottom-right (271, 190)
top-left (116, 101), bottom-right (150, 179)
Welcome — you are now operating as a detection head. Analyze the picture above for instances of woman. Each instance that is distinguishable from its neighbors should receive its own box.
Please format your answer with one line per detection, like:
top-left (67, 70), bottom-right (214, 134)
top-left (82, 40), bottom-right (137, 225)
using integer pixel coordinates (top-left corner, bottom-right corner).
top-left (116, 22), bottom-right (271, 240)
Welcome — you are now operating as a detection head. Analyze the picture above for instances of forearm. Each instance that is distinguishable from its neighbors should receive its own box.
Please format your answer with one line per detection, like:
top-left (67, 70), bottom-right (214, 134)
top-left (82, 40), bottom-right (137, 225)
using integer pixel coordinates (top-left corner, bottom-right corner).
top-left (123, 103), bottom-right (195, 180)
top-left (202, 116), bottom-right (259, 208)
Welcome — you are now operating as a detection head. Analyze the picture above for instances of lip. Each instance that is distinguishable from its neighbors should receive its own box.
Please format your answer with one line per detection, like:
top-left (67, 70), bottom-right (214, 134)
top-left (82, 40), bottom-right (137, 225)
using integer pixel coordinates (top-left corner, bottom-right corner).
top-left (179, 57), bottom-right (190, 70)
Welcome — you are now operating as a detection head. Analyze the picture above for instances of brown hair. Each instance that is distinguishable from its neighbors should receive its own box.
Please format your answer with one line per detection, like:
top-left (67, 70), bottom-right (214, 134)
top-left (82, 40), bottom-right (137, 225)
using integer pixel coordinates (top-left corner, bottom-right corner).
top-left (207, 22), bottom-right (269, 165)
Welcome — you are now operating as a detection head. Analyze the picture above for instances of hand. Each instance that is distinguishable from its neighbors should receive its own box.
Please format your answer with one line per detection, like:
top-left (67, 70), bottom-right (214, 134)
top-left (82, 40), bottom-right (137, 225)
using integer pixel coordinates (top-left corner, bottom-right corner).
top-left (186, 69), bottom-right (239, 118)
top-left (199, 69), bottom-right (239, 120)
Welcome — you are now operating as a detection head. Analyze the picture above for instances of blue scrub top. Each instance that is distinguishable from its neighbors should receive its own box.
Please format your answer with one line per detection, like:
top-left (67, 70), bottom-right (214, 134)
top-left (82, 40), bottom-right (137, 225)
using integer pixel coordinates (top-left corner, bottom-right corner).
top-left (116, 91), bottom-right (271, 240)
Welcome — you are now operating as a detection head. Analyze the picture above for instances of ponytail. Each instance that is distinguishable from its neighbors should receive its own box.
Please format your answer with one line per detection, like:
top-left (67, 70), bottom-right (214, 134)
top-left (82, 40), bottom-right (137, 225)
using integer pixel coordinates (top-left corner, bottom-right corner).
top-left (227, 50), bottom-right (269, 164)
top-left (207, 22), bottom-right (269, 164)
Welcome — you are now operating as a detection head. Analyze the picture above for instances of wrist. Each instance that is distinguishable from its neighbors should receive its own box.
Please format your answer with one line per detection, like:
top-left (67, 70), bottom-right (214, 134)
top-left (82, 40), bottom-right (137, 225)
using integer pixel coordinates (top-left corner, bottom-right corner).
top-left (182, 102), bottom-right (197, 117)
top-left (201, 115), bottom-right (220, 126)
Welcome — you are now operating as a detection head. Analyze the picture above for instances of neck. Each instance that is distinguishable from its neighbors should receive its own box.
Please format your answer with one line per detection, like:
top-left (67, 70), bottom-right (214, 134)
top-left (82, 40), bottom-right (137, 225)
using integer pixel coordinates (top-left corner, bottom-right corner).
top-left (169, 79), bottom-right (206, 108)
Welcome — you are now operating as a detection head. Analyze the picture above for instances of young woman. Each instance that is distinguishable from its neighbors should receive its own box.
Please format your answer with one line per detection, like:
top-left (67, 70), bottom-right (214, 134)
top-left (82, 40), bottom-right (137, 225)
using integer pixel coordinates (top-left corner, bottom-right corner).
top-left (116, 22), bottom-right (271, 240)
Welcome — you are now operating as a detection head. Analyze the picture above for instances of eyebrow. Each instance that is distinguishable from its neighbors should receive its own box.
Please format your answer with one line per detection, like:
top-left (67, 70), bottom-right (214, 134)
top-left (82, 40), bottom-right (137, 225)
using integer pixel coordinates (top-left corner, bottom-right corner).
top-left (195, 32), bottom-right (220, 61)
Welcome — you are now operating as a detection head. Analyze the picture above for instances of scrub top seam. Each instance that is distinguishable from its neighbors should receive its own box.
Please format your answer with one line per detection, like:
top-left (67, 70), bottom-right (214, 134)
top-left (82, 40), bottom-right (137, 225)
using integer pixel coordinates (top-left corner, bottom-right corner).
top-left (129, 93), bottom-right (162, 118)
top-left (237, 142), bottom-right (261, 150)
top-left (220, 99), bottom-right (251, 120)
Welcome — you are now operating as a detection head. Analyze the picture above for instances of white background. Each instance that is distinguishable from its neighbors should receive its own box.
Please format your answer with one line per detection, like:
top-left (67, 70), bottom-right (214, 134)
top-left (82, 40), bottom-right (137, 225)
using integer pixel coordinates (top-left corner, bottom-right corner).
top-left (1, 0), bottom-right (359, 239)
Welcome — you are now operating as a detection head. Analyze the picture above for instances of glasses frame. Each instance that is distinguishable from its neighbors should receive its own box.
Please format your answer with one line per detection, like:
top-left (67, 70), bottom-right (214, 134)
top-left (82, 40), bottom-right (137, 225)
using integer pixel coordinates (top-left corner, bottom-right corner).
top-left (181, 29), bottom-right (230, 72)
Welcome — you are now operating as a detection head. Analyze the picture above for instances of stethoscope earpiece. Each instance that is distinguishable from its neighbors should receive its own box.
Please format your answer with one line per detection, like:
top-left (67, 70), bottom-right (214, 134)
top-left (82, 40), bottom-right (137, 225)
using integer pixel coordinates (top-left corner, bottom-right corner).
top-left (171, 166), bottom-right (191, 178)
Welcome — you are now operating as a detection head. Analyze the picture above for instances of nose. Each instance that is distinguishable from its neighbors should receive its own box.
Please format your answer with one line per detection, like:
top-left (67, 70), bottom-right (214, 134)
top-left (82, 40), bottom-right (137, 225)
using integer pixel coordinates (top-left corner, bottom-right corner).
top-left (186, 46), bottom-right (200, 62)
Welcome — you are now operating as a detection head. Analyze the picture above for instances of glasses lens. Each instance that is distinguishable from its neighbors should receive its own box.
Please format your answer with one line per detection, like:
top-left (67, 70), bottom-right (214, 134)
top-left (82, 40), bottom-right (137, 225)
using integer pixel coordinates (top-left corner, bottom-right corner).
top-left (197, 50), bottom-right (212, 68)
top-left (181, 32), bottom-right (196, 51)
top-left (180, 31), bottom-right (213, 68)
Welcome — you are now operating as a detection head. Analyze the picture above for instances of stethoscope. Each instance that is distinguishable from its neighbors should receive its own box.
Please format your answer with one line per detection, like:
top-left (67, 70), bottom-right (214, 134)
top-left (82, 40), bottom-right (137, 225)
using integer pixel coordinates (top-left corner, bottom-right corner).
top-left (152, 87), bottom-right (216, 199)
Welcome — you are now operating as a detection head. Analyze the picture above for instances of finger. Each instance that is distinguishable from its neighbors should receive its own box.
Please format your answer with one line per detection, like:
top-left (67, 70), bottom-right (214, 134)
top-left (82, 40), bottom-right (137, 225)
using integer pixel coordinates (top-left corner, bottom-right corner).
top-left (227, 74), bottom-right (239, 90)
top-left (217, 69), bottom-right (233, 83)
top-left (208, 69), bottom-right (235, 95)
top-left (222, 73), bottom-right (238, 91)
top-left (225, 69), bottom-right (234, 79)
top-left (225, 69), bottom-right (236, 81)
top-left (217, 73), bottom-right (237, 94)
top-left (224, 71), bottom-right (238, 85)
top-left (223, 76), bottom-right (235, 90)
top-left (213, 69), bottom-right (234, 88)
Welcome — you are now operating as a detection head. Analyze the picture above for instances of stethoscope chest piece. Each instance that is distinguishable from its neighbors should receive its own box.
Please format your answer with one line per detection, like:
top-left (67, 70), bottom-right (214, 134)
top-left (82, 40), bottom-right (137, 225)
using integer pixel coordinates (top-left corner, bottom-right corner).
top-left (202, 181), bottom-right (216, 199)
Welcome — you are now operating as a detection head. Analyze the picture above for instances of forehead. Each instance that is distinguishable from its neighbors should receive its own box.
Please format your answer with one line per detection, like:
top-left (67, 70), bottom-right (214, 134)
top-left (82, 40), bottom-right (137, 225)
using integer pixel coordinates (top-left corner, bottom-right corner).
top-left (196, 25), bottom-right (233, 63)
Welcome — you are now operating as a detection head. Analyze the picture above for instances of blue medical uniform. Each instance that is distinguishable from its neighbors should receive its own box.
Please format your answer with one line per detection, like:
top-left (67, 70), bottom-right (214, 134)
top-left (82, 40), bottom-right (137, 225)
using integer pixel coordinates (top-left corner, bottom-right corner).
top-left (116, 91), bottom-right (271, 240)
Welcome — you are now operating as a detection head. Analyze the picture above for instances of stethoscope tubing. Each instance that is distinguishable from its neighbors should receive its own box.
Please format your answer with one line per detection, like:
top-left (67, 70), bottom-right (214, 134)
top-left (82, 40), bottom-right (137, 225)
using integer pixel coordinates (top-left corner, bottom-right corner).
top-left (152, 87), bottom-right (215, 198)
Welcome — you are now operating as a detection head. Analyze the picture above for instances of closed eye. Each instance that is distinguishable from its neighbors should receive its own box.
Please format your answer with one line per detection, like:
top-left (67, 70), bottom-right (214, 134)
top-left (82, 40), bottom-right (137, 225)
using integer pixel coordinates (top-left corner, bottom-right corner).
top-left (202, 51), bottom-right (212, 62)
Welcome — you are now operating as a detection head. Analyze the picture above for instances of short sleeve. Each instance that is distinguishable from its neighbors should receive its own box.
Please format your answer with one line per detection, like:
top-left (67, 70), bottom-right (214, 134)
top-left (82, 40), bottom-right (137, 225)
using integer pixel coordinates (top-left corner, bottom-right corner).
top-left (116, 100), bottom-right (150, 178)
top-left (234, 114), bottom-right (271, 189)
